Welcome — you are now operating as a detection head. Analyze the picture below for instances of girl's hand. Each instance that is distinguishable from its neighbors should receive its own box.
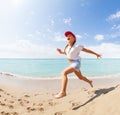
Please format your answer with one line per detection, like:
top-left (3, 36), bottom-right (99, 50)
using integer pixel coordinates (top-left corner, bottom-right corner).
top-left (56, 48), bottom-right (63, 54)
top-left (96, 54), bottom-right (102, 59)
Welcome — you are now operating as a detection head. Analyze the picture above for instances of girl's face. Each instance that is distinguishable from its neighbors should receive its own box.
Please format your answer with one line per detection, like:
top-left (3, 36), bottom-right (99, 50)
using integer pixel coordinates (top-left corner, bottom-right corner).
top-left (66, 34), bottom-right (75, 44)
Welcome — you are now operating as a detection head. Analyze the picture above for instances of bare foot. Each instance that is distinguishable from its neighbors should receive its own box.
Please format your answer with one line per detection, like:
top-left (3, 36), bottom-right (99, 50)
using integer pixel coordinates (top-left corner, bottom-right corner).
top-left (54, 92), bottom-right (66, 99)
top-left (89, 80), bottom-right (93, 87)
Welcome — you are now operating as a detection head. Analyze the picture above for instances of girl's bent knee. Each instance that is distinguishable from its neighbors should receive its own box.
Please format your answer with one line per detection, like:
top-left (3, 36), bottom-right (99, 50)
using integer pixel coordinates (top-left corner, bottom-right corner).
top-left (61, 70), bottom-right (67, 76)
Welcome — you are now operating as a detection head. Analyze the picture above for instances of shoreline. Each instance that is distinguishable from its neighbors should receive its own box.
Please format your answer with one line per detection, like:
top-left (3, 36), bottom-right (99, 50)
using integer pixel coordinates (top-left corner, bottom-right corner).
top-left (1, 71), bottom-right (120, 79)
top-left (0, 73), bottom-right (120, 91)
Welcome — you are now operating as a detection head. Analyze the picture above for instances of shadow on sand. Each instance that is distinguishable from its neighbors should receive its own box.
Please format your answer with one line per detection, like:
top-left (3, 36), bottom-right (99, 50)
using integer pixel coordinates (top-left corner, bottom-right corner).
top-left (72, 85), bottom-right (119, 110)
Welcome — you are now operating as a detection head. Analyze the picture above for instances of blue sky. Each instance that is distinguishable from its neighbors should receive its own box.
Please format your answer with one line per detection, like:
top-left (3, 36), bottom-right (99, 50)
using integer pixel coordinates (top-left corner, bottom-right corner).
top-left (0, 0), bottom-right (120, 58)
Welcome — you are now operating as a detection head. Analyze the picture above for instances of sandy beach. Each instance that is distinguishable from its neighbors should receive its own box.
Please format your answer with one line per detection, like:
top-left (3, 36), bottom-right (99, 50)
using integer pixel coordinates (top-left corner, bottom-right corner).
top-left (0, 73), bottom-right (120, 115)
top-left (1, 0), bottom-right (120, 114)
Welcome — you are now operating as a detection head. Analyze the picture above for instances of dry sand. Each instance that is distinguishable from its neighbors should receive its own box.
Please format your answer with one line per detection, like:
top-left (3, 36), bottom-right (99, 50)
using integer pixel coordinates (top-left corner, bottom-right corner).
top-left (0, 73), bottom-right (120, 115)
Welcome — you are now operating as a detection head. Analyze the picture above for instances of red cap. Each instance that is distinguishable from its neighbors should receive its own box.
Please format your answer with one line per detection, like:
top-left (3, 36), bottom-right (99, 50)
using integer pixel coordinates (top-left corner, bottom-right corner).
top-left (65, 31), bottom-right (76, 38)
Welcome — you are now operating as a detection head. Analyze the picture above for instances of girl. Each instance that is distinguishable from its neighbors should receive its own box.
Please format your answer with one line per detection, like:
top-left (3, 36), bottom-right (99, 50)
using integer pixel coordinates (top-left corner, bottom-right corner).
top-left (55, 31), bottom-right (101, 99)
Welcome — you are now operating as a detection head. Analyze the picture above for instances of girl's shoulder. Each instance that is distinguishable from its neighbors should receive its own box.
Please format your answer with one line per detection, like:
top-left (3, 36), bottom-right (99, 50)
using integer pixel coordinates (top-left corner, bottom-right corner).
top-left (74, 43), bottom-right (84, 48)
top-left (74, 43), bottom-right (84, 51)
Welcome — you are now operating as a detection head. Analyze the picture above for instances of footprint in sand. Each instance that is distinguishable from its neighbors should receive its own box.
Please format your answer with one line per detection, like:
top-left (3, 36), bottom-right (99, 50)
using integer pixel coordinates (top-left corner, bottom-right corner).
top-left (9, 100), bottom-right (15, 104)
top-left (48, 101), bottom-right (57, 106)
top-left (1, 111), bottom-right (6, 115)
top-left (34, 93), bottom-right (43, 96)
top-left (8, 104), bottom-right (14, 109)
top-left (24, 95), bottom-right (30, 98)
top-left (0, 101), bottom-right (6, 106)
top-left (38, 103), bottom-right (43, 106)
top-left (0, 89), bottom-right (4, 92)
top-left (18, 99), bottom-right (29, 106)
top-left (54, 111), bottom-right (66, 115)
top-left (12, 112), bottom-right (18, 115)
top-left (18, 99), bottom-right (22, 101)
top-left (6, 93), bottom-right (10, 96)
top-left (27, 107), bottom-right (36, 112)
top-left (1, 111), bottom-right (10, 115)
top-left (27, 106), bottom-right (44, 113)
top-left (71, 102), bottom-right (82, 108)
top-left (1, 111), bottom-right (18, 115)
top-left (38, 107), bottom-right (44, 112)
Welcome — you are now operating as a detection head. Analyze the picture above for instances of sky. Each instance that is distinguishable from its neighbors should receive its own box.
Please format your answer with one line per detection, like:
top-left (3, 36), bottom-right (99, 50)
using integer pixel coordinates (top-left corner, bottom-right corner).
top-left (0, 0), bottom-right (120, 58)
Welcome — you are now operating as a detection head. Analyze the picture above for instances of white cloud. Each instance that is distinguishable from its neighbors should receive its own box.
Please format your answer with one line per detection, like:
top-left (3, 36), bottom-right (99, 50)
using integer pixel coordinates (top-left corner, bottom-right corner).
top-left (35, 30), bottom-right (41, 35)
top-left (108, 11), bottom-right (120, 21)
top-left (109, 25), bottom-right (120, 38)
top-left (94, 34), bottom-right (104, 41)
top-left (48, 16), bottom-right (55, 26)
top-left (27, 34), bottom-right (33, 37)
top-left (80, 0), bottom-right (89, 7)
top-left (63, 18), bottom-right (72, 26)
top-left (76, 34), bottom-right (82, 39)
top-left (0, 40), bottom-right (57, 58)
top-left (109, 32), bottom-right (120, 38)
top-left (53, 33), bottom-right (66, 42)
top-left (50, 19), bottom-right (55, 26)
top-left (0, 40), bottom-right (119, 58)
top-left (111, 24), bottom-right (120, 30)
top-left (84, 33), bottom-right (90, 37)
top-left (82, 43), bottom-right (120, 58)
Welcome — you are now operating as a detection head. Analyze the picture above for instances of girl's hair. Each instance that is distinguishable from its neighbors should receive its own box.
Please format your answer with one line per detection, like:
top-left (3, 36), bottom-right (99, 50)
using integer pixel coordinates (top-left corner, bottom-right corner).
top-left (64, 40), bottom-right (76, 55)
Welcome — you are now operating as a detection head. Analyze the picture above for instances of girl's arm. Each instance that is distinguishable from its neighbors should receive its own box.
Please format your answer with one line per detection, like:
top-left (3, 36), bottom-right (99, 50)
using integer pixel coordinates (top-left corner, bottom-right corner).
top-left (56, 48), bottom-right (66, 55)
top-left (82, 48), bottom-right (101, 58)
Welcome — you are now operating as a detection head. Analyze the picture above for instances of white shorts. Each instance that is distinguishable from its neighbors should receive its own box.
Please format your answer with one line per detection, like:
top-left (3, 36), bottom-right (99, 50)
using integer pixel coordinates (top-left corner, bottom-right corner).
top-left (70, 60), bottom-right (81, 71)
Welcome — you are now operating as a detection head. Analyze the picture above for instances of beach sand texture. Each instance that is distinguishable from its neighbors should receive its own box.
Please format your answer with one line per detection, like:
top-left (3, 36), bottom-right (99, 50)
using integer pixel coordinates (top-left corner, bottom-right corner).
top-left (0, 74), bottom-right (120, 115)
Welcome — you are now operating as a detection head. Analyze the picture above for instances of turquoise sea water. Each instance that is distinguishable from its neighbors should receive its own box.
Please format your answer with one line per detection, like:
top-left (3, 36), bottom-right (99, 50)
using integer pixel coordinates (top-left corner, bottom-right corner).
top-left (0, 58), bottom-right (120, 78)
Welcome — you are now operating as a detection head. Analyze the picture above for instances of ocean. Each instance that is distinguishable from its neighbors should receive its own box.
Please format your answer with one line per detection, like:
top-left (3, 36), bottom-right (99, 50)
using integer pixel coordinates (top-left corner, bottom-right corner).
top-left (0, 58), bottom-right (120, 78)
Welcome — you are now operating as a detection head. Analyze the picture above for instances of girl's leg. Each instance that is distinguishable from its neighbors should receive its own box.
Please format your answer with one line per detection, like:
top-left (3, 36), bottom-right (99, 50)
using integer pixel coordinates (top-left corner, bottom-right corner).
top-left (61, 66), bottom-right (74, 93)
top-left (54, 66), bottom-right (74, 98)
top-left (74, 70), bottom-right (93, 87)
